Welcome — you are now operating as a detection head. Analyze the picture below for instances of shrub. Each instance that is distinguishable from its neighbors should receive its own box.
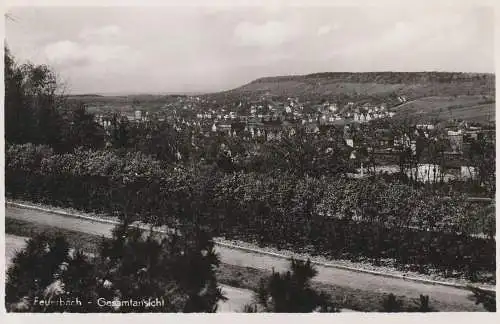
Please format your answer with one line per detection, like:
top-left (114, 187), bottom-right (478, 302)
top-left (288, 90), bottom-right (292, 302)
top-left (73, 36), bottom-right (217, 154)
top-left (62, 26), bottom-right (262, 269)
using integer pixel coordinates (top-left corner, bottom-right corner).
top-left (244, 259), bottom-right (338, 313)
top-left (469, 287), bottom-right (496, 312)
top-left (6, 223), bottom-right (226, 312)
top-left (381, 293), bottom-right (403, 312)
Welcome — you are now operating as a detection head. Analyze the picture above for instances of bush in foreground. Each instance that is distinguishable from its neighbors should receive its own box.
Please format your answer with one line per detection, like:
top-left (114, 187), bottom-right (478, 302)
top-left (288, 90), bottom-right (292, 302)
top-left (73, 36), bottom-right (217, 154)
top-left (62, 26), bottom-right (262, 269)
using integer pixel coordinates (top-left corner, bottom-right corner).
top-left (6, 223), bottom-right (226, 312)
top-left (380, 293), bottom-right (435, 312)
top-left (468, 286), bottom-right (496, 312)
top-left (243, 259), bottom-right (338, 313)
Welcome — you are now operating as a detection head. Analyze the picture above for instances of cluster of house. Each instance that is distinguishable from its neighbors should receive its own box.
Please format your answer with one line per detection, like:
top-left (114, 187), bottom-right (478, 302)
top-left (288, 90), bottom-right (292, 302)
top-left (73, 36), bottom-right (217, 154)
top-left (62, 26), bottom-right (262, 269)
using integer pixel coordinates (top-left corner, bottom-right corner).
top-left (93, 101), bottom-right (493, 152)
top-left (344, 121), bottom-right (494, 183)
top-left (91, 101), bottom-right (493, 185)
top-left (176, 99), bottom-right (397, 142)
top-left (348, 108), bottom-right (395, 123)
top-left (92, 93), bottom-right (402, 139)
top-left (187, 97), bottom-right (396, 125)
top-left (92, 95), bottom-right (493, 160)
top-left (94, 114), bottom-right (113, 127)
top-left (351, 163), bottom-right (476, 183)
top-left (344, 122), bottom-right (492, 153)
top-left (94, 110), bottom-right (151, 128)
top-left (195, 111), bottom-right (238, 121)
top-left (210, 119), bottom-right (299, 141)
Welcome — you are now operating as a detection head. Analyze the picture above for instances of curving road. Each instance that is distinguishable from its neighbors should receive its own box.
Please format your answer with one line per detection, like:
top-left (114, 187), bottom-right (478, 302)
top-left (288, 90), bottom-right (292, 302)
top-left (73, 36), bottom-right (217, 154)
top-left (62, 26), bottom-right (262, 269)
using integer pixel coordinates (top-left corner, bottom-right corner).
top-left (5, 206), bottom-right (488, 311)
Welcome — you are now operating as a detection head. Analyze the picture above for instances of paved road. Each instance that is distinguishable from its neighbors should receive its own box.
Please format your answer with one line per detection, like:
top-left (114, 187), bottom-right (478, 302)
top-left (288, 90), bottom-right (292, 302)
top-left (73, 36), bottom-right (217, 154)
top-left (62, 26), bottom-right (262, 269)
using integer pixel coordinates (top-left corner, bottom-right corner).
top-left (5, 206), bottom-right (486, 311)
top-left (5, 234), bottom-right (30, 267)
top-left (218, 285), bottom-right (253, 312)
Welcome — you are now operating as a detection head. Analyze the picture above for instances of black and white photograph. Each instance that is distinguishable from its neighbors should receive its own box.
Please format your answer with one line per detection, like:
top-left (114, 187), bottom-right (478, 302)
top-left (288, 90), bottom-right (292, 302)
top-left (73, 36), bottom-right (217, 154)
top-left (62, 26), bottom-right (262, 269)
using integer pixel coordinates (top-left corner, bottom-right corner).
top-left (2, 0), bottom-right (496, 314)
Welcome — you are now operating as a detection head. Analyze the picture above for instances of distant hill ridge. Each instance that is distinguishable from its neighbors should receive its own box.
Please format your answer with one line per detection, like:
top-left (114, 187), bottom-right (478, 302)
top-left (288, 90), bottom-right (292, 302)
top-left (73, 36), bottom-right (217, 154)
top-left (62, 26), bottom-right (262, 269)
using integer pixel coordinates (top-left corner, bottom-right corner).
top-left (219, 71), bottom-right (495, 102)
top-left (248, 72), bottom-right (494, 85)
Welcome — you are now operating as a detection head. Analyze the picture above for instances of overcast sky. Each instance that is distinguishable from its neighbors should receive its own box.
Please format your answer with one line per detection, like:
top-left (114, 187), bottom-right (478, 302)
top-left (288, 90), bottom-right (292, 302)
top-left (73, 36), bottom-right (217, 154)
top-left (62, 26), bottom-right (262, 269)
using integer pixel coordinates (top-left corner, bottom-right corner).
top-left (5, 5), bottom-right (495, 94)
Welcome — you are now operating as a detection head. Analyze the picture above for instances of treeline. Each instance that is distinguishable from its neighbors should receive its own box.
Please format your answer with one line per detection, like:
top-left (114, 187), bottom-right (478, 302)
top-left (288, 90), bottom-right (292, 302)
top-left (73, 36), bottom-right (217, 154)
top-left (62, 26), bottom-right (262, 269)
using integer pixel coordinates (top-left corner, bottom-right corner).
top-left (5, 143), bottom-right (495, 282)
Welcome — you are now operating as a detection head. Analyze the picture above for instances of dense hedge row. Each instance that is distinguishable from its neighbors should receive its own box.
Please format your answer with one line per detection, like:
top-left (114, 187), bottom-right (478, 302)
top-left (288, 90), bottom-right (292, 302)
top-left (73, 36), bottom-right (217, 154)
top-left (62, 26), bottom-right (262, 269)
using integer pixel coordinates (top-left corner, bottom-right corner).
top-left (5, 144), bottom-right (495, 280)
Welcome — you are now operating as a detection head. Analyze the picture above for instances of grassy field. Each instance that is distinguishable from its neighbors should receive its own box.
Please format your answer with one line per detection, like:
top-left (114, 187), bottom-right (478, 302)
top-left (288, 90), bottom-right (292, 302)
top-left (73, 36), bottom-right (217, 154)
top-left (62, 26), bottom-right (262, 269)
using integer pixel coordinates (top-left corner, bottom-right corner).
top-left (5, 217), bottom-right (487, 312)
top-left (393, 95), bottom-right (495, 122)
top-left (66, 94), bottom-right (186, 115)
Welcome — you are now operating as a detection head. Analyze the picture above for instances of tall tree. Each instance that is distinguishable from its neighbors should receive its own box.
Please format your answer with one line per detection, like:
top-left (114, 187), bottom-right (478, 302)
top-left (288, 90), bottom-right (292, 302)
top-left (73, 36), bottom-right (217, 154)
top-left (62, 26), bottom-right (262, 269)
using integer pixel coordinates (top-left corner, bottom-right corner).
top-left (4, 47), bottom-right (65, 150)
top-left (466, 136), bottom-right (495, 195)
top-left (4, 46), bottom-right (34, 144)
top-left (19, 62), bottom-right (64, 148)
top-left (62, 103), bottom-right (105, 151)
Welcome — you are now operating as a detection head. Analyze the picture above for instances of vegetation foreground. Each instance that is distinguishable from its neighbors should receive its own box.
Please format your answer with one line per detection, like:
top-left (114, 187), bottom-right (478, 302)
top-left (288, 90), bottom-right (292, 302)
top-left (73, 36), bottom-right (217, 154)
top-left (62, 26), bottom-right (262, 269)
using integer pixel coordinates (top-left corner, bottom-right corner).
top-left (4, 46), bottom-right (496, 312)
top-left (5, 143), bottom-right (496, 284)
